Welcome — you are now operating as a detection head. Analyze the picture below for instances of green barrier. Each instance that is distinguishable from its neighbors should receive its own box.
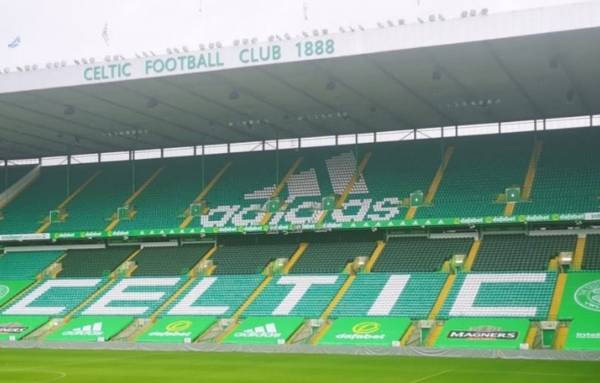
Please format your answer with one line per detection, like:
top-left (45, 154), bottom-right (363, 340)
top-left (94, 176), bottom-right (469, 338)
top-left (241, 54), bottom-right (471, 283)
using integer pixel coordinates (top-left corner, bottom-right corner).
top-left (318, 317), bottom-right (411, 347)
top-left (46, 316), bottom-right (133, 342)
top-left (0, 315), bottom-right (49, 341)
top-left (435, 318), bottom-right (530, 349)
top-left (565, 319), bottom-right (600, 350)
top-left (0, 212), bottom-right (586, 243)
top-left (223, 316), bottom-right (304, 345)
top-left (137, 316), bottom-right (216, 343)
top-left (0, 280), bottom-right (34, 307)
top-left (558, 272), bottom-right (600, 321)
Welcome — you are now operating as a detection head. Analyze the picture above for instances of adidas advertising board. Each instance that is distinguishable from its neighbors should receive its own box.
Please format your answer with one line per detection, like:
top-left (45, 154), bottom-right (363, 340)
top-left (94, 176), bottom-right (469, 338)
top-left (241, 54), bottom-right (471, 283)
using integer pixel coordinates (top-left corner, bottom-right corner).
top-left (224, 317), bottom-right (304, 345)
top-left (46, 316), bottom-right (133, 342)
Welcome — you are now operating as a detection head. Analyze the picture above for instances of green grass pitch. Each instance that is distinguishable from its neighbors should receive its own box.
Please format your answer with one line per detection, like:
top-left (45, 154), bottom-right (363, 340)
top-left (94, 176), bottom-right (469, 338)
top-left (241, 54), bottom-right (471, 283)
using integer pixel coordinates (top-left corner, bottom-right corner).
top-left (0, 349), bottom-right (598, 383)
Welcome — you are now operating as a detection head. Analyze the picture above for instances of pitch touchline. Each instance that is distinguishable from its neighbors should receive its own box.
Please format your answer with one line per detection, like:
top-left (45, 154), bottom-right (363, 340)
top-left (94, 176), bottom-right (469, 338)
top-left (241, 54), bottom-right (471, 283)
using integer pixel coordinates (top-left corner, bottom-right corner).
top-left (408, 369), bottom-right (453, 383)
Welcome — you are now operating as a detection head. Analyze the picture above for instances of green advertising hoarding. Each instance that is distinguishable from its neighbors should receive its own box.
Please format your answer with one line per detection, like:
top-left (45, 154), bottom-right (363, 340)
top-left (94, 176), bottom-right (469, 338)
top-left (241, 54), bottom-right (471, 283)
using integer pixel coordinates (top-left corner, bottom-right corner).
top-left (558, 273), bottom-right (600, 350)
top-left (0, 211), bottom-right (587, 243)
top-left (137, 316), bottom-right (216, 343)
top-left (46, 316), bottom-right (133, 342)
top-left (223, 316), bottom-right (304, 345)
top-left (318, 317), bottom-right (411, 347)
top-left (0, 280), bottom-right (34, 307)
top-left (558, 272), bottom-right (600, 321)
top-left (564, 320), bottom-right (600, 350)
top-left (0, 315), bottom-right (49, 341)
top-left (435, 318), bottom-right (530, 350)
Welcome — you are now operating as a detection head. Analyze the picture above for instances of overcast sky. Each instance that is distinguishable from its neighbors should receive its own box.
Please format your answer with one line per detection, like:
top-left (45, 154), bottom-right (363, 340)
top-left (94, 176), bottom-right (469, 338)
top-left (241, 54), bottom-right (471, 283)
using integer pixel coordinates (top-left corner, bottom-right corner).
top-left (0, 0), bottom-right (593, 69)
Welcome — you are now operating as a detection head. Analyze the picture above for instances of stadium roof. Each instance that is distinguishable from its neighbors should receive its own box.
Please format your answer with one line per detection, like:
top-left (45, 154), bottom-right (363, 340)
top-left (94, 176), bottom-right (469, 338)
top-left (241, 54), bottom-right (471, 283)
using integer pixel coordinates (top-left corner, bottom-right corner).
top-left (1, 2), bottom-right (600, 159)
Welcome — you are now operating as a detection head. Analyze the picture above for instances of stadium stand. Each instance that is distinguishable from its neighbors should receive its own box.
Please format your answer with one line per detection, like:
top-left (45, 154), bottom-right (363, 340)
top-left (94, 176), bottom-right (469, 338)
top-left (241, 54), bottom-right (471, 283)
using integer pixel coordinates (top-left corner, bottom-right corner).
top-left (0, 250), bottom-right (63, 279)
top-left (165, 275), bottom-right (265, 317)
top-left (0, 165), bottom-right (35, 193)
top-left (196, 150), bottom-right (295, 227)
top-left (3, 278), bottom-right (104, 316)
top-left (515, 128), bottom-right (600, 215)
top-left (440, 272), bottom-right (557, 319)
top-left (0, 165), bottom-right (94, 234)
top-left (416, 133), bottom-right (532, 219)
top-left (80, 277), bottom-right (185, 317)
top-left (289, 240), bottom-right (375, 274)
top-left (372, 237), bottom-right (473, 272)
top-left (132, 244), bottom-right (212, 276)
top-left (47, 160), bottom-right (158, 232)
top-left (116, 157), bottom-right (219, 230)
top-left (244, 274), bottom-right (347, 317)
top-left (582, 234), bottom-right (600, 270)
top-left (472, 234), bottom-right (576, 271)
top-left (59, 247), bottom-right (136, 277)
top-left (211, 243), bottom-right (297, 275)
top-left (332, 273), bottom-right (448, 318)
top-left (353, 140), bottom-right (440, 221)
